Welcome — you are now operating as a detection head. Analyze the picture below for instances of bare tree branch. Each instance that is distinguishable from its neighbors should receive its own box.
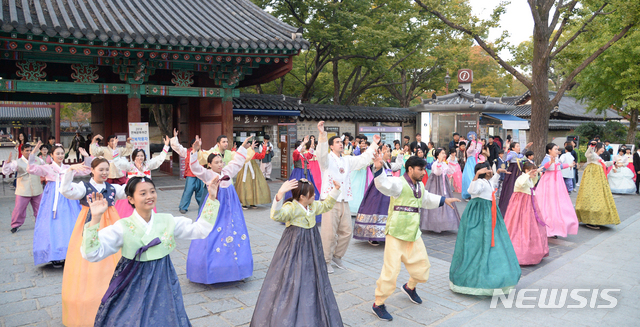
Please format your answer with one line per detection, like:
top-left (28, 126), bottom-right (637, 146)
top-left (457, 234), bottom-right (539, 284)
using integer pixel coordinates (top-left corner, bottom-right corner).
top-left (550, 3), bottom-right (608, 59)
top-left (552, 23), bottom-right (635, 106)
top-left (415, 0), bottom-right (534, 89)
top-left (527, 0), bottom-right (543, 26)
top-left (546, 0), bottom-right (579, 58)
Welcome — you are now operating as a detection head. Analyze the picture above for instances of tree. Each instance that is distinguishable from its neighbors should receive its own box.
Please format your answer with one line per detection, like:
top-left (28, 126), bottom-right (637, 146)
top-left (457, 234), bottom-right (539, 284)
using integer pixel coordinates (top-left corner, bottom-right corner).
top-left (567, 27), bottom-right (640, 144)
top-left (414, 0), bottom-right (639, 161)
top-left (60, 103), bottom-right (90, 132)
top-left (149, 104), bottom-right (173, 139)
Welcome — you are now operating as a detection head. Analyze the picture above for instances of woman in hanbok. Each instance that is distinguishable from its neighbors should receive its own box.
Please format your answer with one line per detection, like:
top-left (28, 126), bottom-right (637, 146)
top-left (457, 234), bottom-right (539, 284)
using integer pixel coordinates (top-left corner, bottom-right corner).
top-left (59, 157), bottom-right (126, 327)
top-left (236, 139), bottom-right (271, 208)
top-left (503, 161), bottom-right (549, 265)
top-left (426, 142), bottom-right (436, 175)
top-left (399, 144), bottom-right (412, 176)
top-left (624, 148), bottom-right (636, 182)
top-left (416, 148), bottom-right (429, 185)
top-left (449, 163), bottom-right (521, 295)
top-left (186, 135), bottom-right (254, 284)
top-left (536, 143), bottom-right (579, 238)
top-left (391, 141), bottom-right (403, 177)
top-left (27, 141), bottom-right (90, 267)
top-left (421, 148), bottom-right (461, 233)
top-left (349, 143), bottom-right (374, 214)
top-left (498, 141), bottom-right (532, 214)
top-left (82, 176), bottom-right (223, 327)
top-left (286, 136), bottom-right (321, 223)
top-left (447, 149), bottom-right (462, 193)
top-left (251, 179), bottom-right (344, 327)
top-left (353, 146), bottom-right (403, 246)
top-left (461, 136), bottom-right (484, 200)
top-left (576, 141), bottom-right (620, 229)
top-left (37, 143), bottom-right (53, 164)
top-left (608, 156), bottom-right (636, 194)
top-left (112, 136), bottom-right (170, 217)
top-left (307, 137), bottom-right (323, 191)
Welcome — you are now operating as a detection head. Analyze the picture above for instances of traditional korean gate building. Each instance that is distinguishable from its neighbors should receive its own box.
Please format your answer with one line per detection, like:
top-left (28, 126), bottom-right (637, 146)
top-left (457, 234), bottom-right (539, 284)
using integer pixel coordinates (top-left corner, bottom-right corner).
top-left (0, 0), bottom-right (307, 149)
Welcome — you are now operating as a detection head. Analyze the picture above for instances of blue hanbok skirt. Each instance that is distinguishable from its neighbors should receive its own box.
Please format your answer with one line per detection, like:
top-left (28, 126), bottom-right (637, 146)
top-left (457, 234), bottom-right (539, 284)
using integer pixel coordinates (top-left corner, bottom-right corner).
top-left (33, 181), bottom-right (81, 265)
top-left (94, 256), bottom-right (191, 326)
top-left (186, 185), bottom-right (253, 284)
top-left (461, 156), bottom-right (478, 199)
top-left (285, 167), bottom-right (321, 223)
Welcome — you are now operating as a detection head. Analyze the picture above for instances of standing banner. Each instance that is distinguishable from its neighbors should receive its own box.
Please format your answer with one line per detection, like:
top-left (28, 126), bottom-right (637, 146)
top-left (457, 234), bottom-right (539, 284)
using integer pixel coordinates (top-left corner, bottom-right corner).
top-left (128, 123), bottom-right (150, 159)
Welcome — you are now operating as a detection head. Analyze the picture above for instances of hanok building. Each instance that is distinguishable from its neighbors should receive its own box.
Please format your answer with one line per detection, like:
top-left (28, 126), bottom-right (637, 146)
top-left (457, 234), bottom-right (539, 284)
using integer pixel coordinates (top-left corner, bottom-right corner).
top-left (0, 0), bottom-right (308, 149)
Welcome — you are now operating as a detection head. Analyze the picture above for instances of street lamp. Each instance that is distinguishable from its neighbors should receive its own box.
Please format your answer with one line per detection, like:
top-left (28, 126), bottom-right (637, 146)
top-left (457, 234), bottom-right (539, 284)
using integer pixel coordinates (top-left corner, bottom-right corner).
top-left (444, 72), bottom-right (451, 94)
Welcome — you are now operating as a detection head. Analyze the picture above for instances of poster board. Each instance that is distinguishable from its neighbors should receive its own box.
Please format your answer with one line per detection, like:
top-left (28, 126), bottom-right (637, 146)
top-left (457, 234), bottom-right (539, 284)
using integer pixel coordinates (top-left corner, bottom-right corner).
top-left (128, 123), bottom-right (150, 159)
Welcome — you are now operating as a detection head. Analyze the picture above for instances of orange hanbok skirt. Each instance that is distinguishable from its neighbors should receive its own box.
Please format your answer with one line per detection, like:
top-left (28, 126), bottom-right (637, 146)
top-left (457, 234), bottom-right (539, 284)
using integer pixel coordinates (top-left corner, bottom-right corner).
top-left (61, 206), bottom-right (121, 327)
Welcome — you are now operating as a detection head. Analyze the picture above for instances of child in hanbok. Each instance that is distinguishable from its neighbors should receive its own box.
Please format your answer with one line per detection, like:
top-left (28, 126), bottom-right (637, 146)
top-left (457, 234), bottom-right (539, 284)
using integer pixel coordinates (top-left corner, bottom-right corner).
top-left (447, 149), bottom-right (462, 193)
top-left (608, 156), bottom-right (636, 194)
top-left (112, 136), bottom-right (170, 217)
top-left (186, 135), bottom-right (253, 284)
top-left (354, 147), bottom-right (403, 246)
top-left (287, 136), bottom-right (321, 222)
top-left (236, 139), bottom-right (271, 208)
top-left (82, 176), bottom-right (223, 327)
top-left (426, 142), bottom-right (435, 175)
top-left (450, 163), bottom-right (521, 295)
top-left (60, 158), bottom-right (126, 327)
top-left (461, 136), bottom-right (484, 200)
top-left (537, 143), bottom-right (579, 238)
top-left (503, 162), bottom-right (549, 265)
top-left (251, 179), bottom-right (344, 327)
top-left (421, 148), bottom-right (461, 233)
top-left (27, 141), bottom-right (91, 267)
top-left (576, 142), bottom-right (620, 229)
top-left (559, 145), bottom-right (576, 193)
top-left (498, 141), bottom-right (532, 214)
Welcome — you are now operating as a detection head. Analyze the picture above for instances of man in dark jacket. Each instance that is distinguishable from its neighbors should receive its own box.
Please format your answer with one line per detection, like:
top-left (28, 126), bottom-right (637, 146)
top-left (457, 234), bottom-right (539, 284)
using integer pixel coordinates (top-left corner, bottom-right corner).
top-left (487, 136), bottom-right (500, 167)
top-left (409, 133), bottom-right (428, 155)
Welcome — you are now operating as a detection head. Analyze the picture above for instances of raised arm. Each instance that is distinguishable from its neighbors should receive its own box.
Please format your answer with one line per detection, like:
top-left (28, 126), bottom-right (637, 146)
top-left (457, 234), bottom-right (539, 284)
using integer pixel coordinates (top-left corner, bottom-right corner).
top-left (27, 151), bottom-right (50, 177)
top-left (252, 143), bottom-right (267, 160)
top-left (390, 154), bottom-right (403, 172)
top-left (174, 198), bottom-right (220, 240)
top-left (189, 152), bottom-right (215, 184)
top-left (221, 146), bottom-right (248, 179)
top-left (112, 156), bottom-right (134, 173)
top-left (316, 122), bottom-right (330, 171)
top-left (170, 132), bottom-right (188, 158)
top-left (147, 145), bottom-right (170, 170)
top-left (81, 221), bottom-right (124, 262)
top-left (373, 169), bottom-right (404, 197)
top-left (90, 142), bottom-right (105, 157)
top-left (60, 169), bottom-right (87, 200)
top-left (120, 140), bottom-right (134, 157)
top-left (347, 137), bottom-right (379, 172)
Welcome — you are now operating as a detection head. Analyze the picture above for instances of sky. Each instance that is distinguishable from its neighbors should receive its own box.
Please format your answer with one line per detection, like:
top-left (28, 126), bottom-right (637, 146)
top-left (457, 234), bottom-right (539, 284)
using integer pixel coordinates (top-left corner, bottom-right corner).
top-left (470, 0), bottom-right (534, 60)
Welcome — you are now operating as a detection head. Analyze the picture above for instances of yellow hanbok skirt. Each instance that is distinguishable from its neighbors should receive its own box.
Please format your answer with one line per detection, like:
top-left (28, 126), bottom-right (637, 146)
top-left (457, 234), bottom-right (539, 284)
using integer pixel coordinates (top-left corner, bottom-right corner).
top-left (576, 164), bottom-right (620, 226)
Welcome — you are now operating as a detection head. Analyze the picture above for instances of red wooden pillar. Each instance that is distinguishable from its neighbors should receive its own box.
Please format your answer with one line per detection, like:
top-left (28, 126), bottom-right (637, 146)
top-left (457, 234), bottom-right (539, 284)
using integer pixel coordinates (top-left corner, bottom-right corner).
top-left (54, 102), bottom-right (61, 142)
top-left (127, 84), bottom-right (141, 133)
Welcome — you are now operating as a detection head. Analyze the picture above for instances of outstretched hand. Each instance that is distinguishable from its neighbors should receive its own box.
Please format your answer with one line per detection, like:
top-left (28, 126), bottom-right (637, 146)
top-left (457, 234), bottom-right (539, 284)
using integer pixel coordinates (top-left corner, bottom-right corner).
top-left (317, 121), bottom-right (325, 133)
top-left (242, 135), bottom-right (254, 149)
top-left (78, 147), bottom-right (89, 157)
top-left (373, 134), bottom-right (381, 145)
top-left (332, 180), bottom-right (341, 190)
top-left (373, 152), bottom-right (384, 171)
top-left (164, 135), bottom-right (170, 146)
top-left (87, 192), bottom-right (108, 226)
top-left (173, 128), bottom-right (179, 139)
top-left (444, 198), bottom-right (460, 209)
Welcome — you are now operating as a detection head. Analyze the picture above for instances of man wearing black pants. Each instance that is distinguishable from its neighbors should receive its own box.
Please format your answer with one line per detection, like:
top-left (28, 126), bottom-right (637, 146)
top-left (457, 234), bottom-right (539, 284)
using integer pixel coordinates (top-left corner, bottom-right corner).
top-left (633, 145), bottom-right (640, 194)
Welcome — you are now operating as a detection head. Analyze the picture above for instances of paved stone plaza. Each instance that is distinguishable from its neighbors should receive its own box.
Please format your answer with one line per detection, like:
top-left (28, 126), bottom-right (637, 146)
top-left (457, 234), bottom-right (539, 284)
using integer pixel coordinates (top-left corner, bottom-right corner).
top-left (1, 171), bottom-right (639, 326)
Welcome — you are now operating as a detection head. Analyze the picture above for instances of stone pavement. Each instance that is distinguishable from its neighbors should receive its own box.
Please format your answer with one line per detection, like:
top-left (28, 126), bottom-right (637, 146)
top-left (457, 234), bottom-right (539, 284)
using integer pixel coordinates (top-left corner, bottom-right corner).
top-left (0, 171), bottom-right (639, 327)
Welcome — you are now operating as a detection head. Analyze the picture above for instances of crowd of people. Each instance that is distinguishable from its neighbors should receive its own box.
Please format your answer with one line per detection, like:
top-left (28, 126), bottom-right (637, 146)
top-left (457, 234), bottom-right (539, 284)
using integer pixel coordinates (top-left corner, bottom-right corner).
top-left (1, 124), bottom-right (635, 326)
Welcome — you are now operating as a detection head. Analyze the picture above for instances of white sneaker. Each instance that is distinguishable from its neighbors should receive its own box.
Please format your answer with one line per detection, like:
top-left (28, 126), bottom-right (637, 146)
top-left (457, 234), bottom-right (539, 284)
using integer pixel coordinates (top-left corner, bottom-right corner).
top-left (332, 257), bottom-right (347, 270)
top-left (326, 263), bottom-right (334, 274)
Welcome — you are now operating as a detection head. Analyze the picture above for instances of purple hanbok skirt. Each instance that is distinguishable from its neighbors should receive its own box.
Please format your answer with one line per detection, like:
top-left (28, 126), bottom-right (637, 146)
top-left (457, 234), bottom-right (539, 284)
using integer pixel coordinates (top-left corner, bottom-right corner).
top-left (353, 178), bottom-right (390, 242)
top-left (420, 173), bottom-right (460, 233)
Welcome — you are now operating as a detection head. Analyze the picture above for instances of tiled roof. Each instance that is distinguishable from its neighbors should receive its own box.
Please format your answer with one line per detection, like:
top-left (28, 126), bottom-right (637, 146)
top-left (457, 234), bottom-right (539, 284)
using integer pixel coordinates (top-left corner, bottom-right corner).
top-left (233, 94), bottom-right (302, 111)
top-left (0, 102), bottom-right (52, 119)
top-left (509, 91), bottom-right (622, 120)
top-left (422, 89), bottom-right (522, 106)
top-left (547, 119), bottom-right (640, 130)
top-left (0, 0), bottom-right (308, 50)
top-left (301, 104), bottom-right (416, 122)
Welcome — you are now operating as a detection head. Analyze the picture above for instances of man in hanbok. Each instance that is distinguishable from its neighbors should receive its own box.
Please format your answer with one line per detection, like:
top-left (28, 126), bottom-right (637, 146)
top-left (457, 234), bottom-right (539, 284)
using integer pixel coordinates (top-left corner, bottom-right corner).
top-left (316, 121), bottom-right (378, 274)
top-left (171, 129), bottom-right (207, 214)
top-left (370, 155), bottom-right (459, 321)
top-left (3, 144), bottom-right (44, 233)
top-left (89, 134), bottom-right (134, 185)
top-left (198, 135), bottom-right (234, 167)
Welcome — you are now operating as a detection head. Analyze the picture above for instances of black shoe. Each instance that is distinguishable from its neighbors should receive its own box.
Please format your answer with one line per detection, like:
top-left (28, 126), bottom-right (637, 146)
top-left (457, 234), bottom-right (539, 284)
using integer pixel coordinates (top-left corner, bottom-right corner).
top-left (371, 303), bottom-right (393, 321)
top-left (10, 227), bottom-right (18, 233)
top-left (368, 241), bottom-right (380, 246)
top-left (179, 210), bottom-right (187, 214)
top-left (51, 261), bottom-right (64, 269)
top-left (402, 283), bottom-right (423, 304)
top-left (266, 178), bottom-right (272, 181)
top-left (585, 224), bottom-right (600, 230)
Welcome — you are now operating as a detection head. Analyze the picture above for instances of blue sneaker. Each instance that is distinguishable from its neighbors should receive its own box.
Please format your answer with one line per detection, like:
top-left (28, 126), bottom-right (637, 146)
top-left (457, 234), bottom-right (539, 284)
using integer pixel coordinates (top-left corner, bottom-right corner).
top-left (402, 283), bottom-right (422, 304)
top-left (371, 303), bottom-right (393, 321)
